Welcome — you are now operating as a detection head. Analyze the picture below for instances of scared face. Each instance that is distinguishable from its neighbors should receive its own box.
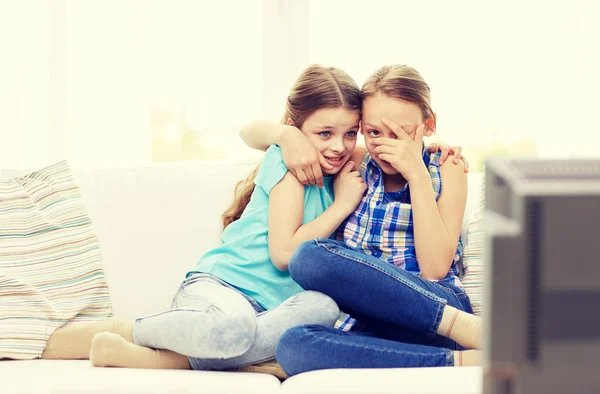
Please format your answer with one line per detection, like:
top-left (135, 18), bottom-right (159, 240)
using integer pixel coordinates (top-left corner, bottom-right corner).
top-left (361, 92), bottom-right (431, 175)
top-left (297, 106), bottom-right (361, 175)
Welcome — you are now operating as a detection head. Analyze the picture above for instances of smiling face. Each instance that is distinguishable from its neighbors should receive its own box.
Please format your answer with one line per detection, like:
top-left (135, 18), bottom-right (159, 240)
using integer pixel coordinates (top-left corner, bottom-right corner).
top-left (361, 92), bottom-right (432, 176)
top-left (296, 106), bottom-right (360, 175)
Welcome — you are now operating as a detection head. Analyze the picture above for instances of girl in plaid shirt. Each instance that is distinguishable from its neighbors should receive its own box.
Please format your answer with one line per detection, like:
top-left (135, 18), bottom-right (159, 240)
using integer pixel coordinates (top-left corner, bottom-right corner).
top-left (242, 64), bottom-right (481, 374)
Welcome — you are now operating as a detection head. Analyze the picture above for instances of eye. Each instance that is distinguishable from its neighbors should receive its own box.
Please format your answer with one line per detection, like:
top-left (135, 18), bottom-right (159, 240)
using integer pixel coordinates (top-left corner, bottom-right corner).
top-left (367, 130), bottom-right (380, 137)
top-left (346, 130), bottom-right (357, 137)
top-left (318, 131), bottom-right (331, 137)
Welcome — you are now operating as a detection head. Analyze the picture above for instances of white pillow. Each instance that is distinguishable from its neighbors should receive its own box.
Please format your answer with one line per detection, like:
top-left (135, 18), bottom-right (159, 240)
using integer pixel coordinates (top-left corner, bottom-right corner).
top-left (0, 161), bottom-right (112, 359)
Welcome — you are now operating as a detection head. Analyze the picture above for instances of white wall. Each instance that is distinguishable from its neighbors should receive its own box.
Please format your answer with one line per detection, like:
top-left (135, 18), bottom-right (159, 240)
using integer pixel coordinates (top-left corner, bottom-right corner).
top-left (308, 0), bottom-right (599, 159)
top-left (1, 0), bottom-right (598, 170)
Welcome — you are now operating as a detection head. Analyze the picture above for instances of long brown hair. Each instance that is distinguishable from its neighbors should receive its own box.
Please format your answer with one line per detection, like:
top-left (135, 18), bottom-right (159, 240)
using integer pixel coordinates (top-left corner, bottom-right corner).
top-left (221, 64), bottom-right (361, 229)
top-left (361, 64), bottom-right (436, 129)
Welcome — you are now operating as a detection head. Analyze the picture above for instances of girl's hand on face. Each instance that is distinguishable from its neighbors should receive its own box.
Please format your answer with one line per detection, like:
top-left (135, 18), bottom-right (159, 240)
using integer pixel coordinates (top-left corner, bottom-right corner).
top-left (279, 126), bottom-right (334, 188)
top-left (427, 142), bottom-right (470, 172)
top-left (332, 161), bottom-right (367, 215)
top-left (372, 118), bottom-right (428, 182)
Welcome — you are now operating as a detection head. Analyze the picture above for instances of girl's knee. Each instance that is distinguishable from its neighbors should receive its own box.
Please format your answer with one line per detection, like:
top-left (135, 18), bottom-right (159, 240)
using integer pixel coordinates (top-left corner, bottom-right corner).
top-left (289, 240), bottom-right (335, 286)
top-left (215, 306), bottom-right (257, 357)
top-left (288, 240), bottom-right (319, 270)
top-left (187, 301), bottom-right (257, 358)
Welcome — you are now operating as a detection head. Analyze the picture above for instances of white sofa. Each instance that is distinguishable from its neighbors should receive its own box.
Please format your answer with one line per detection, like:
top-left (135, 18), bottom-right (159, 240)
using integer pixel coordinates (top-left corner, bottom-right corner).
top-left (0, 159), bottom-right (483, 394)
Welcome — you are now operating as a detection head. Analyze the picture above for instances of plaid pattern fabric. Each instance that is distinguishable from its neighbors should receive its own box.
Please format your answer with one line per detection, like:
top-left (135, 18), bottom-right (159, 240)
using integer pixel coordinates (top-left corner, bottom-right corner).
top-left (334, 148), bottom-right (463, 331)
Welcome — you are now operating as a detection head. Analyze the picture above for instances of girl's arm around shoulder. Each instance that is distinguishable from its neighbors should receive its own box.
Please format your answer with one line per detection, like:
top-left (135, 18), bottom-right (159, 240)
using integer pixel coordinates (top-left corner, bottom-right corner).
top-left (268, 173), bottom-right (353, 271)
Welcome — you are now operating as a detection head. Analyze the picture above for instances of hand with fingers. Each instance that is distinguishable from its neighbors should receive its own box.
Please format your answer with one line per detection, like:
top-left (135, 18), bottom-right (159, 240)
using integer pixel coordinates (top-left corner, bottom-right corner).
top-left (332, 161), bottom-right (367, 216)
top-left (279, 126), bottom-right (333, 188)
top-left (372, 118), bottom-right (429, 182)
top-left (427, 142), bottom-right (470, 172)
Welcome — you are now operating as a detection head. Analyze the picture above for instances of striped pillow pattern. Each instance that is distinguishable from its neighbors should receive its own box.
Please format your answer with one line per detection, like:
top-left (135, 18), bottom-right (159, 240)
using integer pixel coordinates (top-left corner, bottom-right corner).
top-left (0, 161), bottom-right (112, 360)
top-left (461, 177), bottom-right (485, 316)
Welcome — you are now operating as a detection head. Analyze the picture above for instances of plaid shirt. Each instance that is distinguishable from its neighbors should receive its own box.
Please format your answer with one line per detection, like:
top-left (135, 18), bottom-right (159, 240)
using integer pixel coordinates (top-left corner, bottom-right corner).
top-left (334, 148), bottom-right (463, 331)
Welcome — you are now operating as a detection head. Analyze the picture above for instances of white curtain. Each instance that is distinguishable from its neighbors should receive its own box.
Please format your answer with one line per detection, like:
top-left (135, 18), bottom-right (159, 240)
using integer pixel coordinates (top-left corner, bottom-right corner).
top-left (1, 0), bottom-right (150, 169)
top-left (1, 0), bottom-right (51, 170)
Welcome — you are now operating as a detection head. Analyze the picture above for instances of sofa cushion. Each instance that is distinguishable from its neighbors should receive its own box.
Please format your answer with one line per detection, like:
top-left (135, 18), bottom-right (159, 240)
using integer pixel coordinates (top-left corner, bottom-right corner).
top-left (0, 360), bottom-right (281, 394)
top-left (280, 366), bottom-right (482, 394)
top-left (72, 160), bottom-right (260, 319)
top-left (0, 161), bottom-right (112, 359)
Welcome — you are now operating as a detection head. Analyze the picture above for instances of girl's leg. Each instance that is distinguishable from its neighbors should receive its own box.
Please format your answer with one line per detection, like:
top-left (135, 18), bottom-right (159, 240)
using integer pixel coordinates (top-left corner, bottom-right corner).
top-left (289, 239), bottom-right (481, 349)
top-left (188, 290), bottom-right (339, 371)
top-left (42, 317), bottom-right (133, 360)
top-left (131, 279), bottom-right (257, 358)
top-left (275, 324), bottom-right (472, 376)
top-left (90, 289), bottom-right (339, 371)
top-left (90, 278), bottom-right (258, 368)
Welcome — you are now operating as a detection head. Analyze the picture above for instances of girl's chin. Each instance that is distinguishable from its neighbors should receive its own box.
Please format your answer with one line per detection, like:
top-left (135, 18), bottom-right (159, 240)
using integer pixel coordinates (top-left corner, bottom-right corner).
top-left (322, 167), bottom-right (341, 175)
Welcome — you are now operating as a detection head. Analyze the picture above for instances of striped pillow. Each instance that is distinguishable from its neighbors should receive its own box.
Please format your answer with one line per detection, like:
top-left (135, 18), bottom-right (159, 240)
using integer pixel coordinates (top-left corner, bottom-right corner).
top-left (461, 178), bottom-right (485, 316)
top-left (0, 161), bottom-right (112, 360)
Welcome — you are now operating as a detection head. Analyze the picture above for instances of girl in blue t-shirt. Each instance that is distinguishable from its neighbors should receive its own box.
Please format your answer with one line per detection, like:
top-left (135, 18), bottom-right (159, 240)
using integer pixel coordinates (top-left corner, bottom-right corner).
top-left (42, 64), bottom-right (367, 372)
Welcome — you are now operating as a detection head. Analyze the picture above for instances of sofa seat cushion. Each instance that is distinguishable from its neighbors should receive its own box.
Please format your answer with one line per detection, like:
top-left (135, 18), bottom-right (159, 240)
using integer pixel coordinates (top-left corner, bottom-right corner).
top-left (280, 366), bottom-right (482, 394)
top-left (0, 359), bottom-right (281, 394)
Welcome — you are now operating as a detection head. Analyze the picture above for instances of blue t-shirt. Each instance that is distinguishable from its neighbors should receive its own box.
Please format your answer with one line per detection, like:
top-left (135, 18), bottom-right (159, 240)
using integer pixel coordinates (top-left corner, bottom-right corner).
top-left (188, 145), bottom-right (335, 310)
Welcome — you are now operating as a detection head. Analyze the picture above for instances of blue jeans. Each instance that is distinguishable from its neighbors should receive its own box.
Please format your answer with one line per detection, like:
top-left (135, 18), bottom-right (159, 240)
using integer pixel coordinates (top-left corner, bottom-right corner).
top-left (132, 273), bottom-right (340, 370)
top-left (275, 239), bottom-right (473, 375)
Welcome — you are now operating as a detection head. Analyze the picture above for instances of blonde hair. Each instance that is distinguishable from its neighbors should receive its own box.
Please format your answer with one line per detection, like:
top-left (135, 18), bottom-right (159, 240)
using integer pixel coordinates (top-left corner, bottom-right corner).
top-left (221, 65), bottom-right (361, 230)
top-left (361, 64), bottom-right (436, 129)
